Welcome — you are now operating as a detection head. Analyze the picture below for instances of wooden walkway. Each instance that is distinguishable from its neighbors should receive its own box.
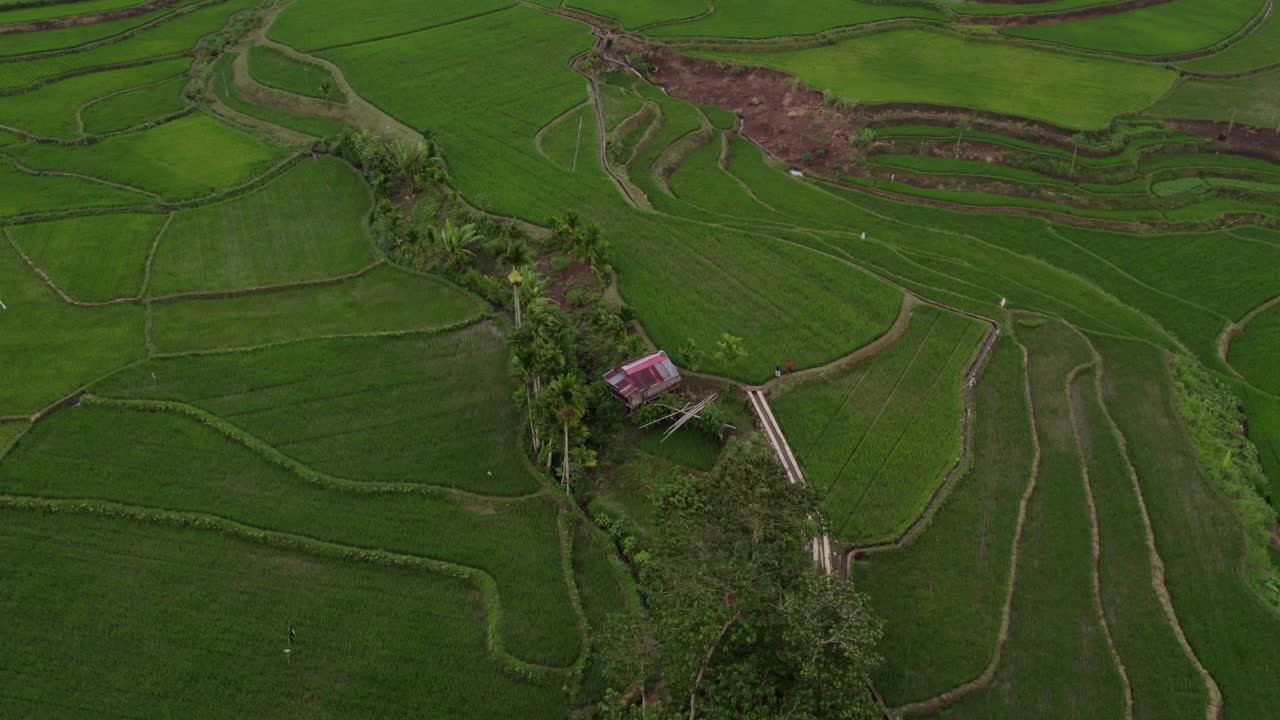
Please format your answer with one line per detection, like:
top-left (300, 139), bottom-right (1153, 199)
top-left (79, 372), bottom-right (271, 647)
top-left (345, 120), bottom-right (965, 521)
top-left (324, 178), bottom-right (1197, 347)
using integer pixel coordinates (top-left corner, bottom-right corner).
top-left (747, 388), bottom-right (833, 574)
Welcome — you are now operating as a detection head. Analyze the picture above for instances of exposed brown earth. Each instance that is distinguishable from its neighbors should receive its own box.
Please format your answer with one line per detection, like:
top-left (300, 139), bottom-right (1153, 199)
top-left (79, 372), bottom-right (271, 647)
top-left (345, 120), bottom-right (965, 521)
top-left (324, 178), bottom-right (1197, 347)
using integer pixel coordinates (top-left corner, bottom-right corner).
top-left (0, 0), bottom-right (186, 34)
top-left (1167, 120), bottom-right (1280, 164)
top-left (644, 46), bottom-right (1110, 176)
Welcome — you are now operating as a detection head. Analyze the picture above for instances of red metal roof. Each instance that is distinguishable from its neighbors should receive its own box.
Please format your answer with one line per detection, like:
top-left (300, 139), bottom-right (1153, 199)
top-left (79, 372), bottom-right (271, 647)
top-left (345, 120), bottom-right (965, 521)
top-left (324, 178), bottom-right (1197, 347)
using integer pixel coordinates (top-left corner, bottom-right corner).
top-left (604, 351), bottom-right (680, 399)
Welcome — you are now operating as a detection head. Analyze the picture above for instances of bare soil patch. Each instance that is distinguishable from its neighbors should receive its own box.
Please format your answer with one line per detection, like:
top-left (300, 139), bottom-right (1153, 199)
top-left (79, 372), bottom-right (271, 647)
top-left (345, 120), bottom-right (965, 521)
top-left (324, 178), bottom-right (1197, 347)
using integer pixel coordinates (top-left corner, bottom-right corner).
top-left (1166, 120), bottom-right (1280, 164)
top-left (541, 257), bottom-right (599, 309)
top-left (0, 0), bottom-right (185, 34)
top-left (641, 45), bottom-right (1127, 176)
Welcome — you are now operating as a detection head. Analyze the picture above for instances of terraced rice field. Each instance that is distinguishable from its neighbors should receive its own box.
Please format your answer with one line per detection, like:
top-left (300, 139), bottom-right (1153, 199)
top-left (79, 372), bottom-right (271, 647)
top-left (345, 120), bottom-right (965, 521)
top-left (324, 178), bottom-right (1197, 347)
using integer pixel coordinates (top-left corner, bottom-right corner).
top-left (773, 304), bottom-right (986, 542)
top-left (2, 0), bottom-right (1279, 715)
top-left (1006, 0), bottom-right (1266, 56)
top-left (693, 30), bottom-right (1176, 129)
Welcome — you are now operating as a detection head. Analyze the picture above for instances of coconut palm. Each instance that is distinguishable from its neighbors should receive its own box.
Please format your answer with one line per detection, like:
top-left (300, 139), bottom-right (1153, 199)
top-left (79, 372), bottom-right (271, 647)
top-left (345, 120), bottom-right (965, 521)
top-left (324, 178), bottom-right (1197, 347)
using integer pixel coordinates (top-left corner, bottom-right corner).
top-left (435, 220), bottom-right (481, 270)
top-left (544, 373), bottom-right (586, 493)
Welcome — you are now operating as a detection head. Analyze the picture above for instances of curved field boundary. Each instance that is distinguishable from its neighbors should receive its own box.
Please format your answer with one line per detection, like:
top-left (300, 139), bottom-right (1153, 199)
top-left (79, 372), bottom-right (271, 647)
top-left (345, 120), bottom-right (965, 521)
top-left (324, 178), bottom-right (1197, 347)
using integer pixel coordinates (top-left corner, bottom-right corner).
top-left (554, 507), bottom-right (592, 699)
top-left (1000, 0), bottom-right (1275, 63)
top-left (649, 124), bottom-right (712, 195)
top-left (633, 0), bottom-right (713, 32)
top-left (583, 68), bottom-right (650, 208)
top-left (149, 311), bottom-right (490, 359)
top-left (146, 260), bottom-right (383, 304)
top-left (137, 211), bottom-right (173, 297)
top-left (0, 493), bottom-right (574, 683)
top-left (645, 16), bottom-right (949, 51)
top-left (301, 4), bottom-right (518, 54)
top-left (0, 0), bottom-right (227, 62)
top-left (769, 293), bottom-right (918, 402)
top-left (2, 151), bottom-right (159, 197)
top-left (242, 24), bottom-right (421, 148)
top-left (609, 94), bottom-right (654, 138)
top-left (889, 342), bottom-right (1049, 718)
top-left (1082, 334), bottom-right (1223, 720)
top-left (0, 0), bottom-right (188, 34)
top-left (75, 70), bottom-right (193, 136)
top-left (7, 229), bottom-right (139, 306)
top-left (2, 102), bottom-right (195, 145)
top-left (0, 150), bottom-right (303, 227)
top-left (0, 0), bottom-right (110, 13)
top-left (0, 52), bottom-right (189, 95)
top-left (1067, 364), bottom-right (1135, 720)
top-left (1174, 0), bottom-right (1278, 77)
top-left (958, 0), bottom-right (1175, 25)
top-left (2, 146), bottom-right (306, 220)
top-left (1217, 293), bottom-right (1280, 371)
top-left (533, 98), bottom-right (590, 161)
top-left (838, 319), bottom-right (999, 547)
top-left (80, 393), bottom-right (547, 502)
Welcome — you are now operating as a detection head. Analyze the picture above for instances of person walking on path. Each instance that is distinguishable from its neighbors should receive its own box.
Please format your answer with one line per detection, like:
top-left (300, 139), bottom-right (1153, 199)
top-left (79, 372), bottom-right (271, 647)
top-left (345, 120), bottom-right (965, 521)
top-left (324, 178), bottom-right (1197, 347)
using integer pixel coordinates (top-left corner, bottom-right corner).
top-left (775, 362), bottom-right (782, 378)
top-left (786, 360), bottom-right (793, 374)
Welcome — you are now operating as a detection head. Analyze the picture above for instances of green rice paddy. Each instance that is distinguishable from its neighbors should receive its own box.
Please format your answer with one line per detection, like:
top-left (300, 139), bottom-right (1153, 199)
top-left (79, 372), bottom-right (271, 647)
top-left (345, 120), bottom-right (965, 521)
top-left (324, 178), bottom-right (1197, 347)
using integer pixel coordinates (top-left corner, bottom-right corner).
top-left (3, 0), bottom-right (1280, 715)
top-left (694, 30), bottom-right (1176, 129)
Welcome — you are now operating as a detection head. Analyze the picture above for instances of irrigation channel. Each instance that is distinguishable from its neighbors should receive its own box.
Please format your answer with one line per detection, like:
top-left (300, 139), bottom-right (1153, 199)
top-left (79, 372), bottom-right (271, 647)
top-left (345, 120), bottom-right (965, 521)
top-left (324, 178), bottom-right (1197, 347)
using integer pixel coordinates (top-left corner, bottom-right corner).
top-left (748, 388), bottom-right (835, 574)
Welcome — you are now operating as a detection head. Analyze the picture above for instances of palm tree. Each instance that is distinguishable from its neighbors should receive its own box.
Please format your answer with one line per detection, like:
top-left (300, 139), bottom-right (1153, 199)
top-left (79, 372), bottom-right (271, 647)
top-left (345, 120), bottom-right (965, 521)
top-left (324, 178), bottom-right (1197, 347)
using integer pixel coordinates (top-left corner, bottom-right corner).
top-left (510, 341), bottom-right (541, 452)
top-left (435, 220), bottom-right (481, 270)
top-left (545, 373), bottom-right (585, 493)
top-left (575, 224), bottom-right (610, 278)
top-left (508, 269), bottom-right (525, 326)
top-left (548, 210), bottom-right (583, 249)
top-left (495, 235), bottom-right (531, 269)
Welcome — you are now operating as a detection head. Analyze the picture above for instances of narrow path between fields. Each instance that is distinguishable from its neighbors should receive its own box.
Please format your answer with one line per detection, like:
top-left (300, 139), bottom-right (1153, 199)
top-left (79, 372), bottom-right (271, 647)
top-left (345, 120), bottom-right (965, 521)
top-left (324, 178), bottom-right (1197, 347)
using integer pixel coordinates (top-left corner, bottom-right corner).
top-left (747, 387), bottom-right (834, 574)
